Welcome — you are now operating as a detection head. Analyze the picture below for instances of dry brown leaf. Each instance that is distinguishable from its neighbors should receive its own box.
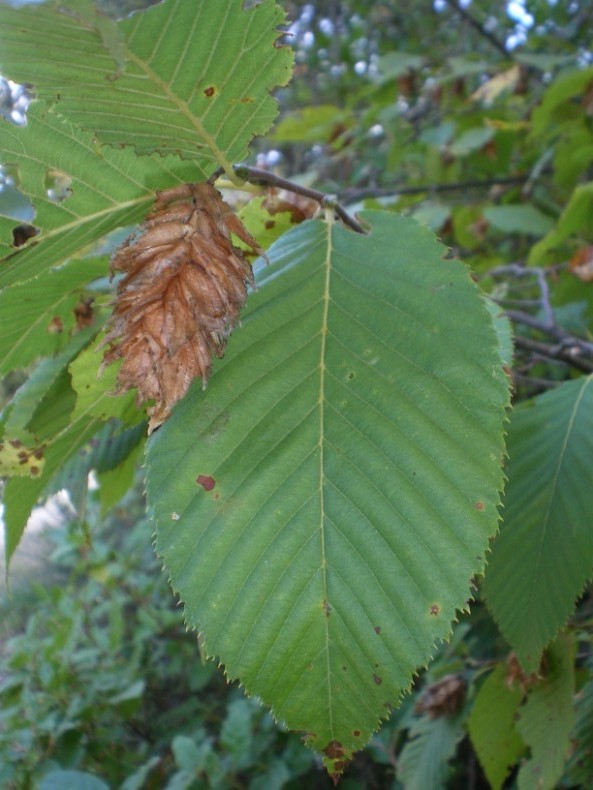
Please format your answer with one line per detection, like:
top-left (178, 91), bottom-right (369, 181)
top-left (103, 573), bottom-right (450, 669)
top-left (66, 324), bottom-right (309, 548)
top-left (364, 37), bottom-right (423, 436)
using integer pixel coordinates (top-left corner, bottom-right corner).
top-left (102, 182), bottom-right (263, 433)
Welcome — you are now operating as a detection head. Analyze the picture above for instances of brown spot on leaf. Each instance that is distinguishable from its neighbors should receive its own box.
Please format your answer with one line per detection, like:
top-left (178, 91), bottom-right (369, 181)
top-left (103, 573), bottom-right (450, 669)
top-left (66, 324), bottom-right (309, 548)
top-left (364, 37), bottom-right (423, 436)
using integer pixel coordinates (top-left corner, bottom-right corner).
top-left (74, 297), bottom-right (95, 330)
top-left (47, 316), bottom-right (64, 334)
top-left (353, 730), bottom-right (361, 737)
top-left (322, 599), bottom-right (332, 617)
top-left (9, 439), bottom-right (23, 449)
top-left (30, 466), bottom-right (40, 476)
top-left (373, 674), bottom-right (382, 685)
top-left (264, 220), bottom-right (275, 230)
top-left (12, 223), bottom-right (38, 247)
top-left (429, 603), bottom-right (441, 616)
top-left (197, 475), bottom-right (216, 491)
top-left (474, 501), bottom-right (484, 510)
top-left (374, 626), bottom-right (381, 635)
top-left (323, 741), bottom-right (345, 759)
top-left (204, 86), bottom-right (216, 97)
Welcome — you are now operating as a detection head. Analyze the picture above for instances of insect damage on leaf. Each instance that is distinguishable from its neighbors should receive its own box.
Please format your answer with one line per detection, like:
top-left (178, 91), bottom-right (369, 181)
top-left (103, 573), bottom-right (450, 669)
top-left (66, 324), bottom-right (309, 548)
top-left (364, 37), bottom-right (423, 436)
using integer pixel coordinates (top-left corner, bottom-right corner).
top-left (102, 183), bottom-right (263, 433)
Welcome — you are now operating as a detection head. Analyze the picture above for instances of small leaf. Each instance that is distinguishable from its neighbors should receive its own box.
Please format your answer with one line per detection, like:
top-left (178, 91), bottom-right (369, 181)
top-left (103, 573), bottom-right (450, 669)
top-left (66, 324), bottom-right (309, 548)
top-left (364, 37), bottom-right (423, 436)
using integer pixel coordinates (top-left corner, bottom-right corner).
top-left (483, 205), bottom-right (555, 237)
top-left (565, 679), bottom-right (593, 786)
top-left (516, 635), bottom-right (576, 790)
top-left (529, 181), bottom-right (593, 264)
top-left (146, 211), bottom-right (509, 772)
top-left (39, 771), bottom-right (109, 790)
top-left (449, 127), bottom-right (494, 157)
top-left (483, 375), bottom-right (593, 670)
top-left (397, 713), bottom-right (465, 790)
top-left (0, 258), bottom-right (105, 375)
top-left (468, 664), bottom-right (526, 789)
top-left (69, 343), bottom-right (141, 426)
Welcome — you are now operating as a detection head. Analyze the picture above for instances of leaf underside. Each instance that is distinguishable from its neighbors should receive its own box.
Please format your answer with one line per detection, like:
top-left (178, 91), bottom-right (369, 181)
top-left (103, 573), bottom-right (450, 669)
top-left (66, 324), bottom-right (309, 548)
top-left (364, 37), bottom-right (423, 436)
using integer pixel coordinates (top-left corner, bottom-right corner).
top-left (483, 375), bottom-right (593, 671)
top-left (146, 211), bottom-right (509, 767)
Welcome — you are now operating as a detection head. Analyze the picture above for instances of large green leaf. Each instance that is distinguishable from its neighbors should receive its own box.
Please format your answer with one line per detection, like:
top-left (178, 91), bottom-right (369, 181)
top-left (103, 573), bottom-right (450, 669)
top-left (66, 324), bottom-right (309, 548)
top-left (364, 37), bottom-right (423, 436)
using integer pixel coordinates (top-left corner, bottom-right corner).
top-left (145, 211), bottom-right (509, 771)
top-left (0, 102), bottom-right (195, 288)
top-left (483, 375), bottom-right (593, 671)
top-left (0, 0), bottom-right (292, 171)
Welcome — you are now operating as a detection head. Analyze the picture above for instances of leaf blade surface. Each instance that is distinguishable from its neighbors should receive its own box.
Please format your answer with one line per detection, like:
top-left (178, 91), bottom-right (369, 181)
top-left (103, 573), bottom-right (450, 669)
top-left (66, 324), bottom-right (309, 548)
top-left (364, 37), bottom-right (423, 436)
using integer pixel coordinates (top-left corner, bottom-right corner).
top-left (146, 212), bottom-right (509, 766)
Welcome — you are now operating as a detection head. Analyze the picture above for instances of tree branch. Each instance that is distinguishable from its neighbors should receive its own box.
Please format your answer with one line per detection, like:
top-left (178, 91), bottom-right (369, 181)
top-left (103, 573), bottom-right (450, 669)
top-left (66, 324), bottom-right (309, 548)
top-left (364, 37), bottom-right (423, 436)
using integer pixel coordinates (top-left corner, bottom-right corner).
top-left (513, 335), bottom-right (593, 373)
top-left (229, 164), bottom-right (367, 234)
top-left (488, 263), bottom-right (593, 374)
top-left (340, 175), bottom-right (529, 205)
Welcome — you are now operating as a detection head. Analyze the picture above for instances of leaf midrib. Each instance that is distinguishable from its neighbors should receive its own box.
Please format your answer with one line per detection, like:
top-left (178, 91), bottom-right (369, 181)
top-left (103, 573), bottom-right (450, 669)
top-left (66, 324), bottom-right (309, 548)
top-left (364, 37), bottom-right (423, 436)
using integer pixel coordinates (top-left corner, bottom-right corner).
top-left (319, 217), bottom-right (334, 739)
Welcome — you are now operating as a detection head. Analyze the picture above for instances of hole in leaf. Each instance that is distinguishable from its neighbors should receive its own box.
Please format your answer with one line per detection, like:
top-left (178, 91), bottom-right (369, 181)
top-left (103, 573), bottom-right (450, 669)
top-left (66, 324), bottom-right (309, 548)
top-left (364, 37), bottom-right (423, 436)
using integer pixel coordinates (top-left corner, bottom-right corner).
top-left (12, 223), bottom-right (39, 247)
top-left (1, 163), bottom-right (35, 224)
top-left (45, 169), bottom-right (73, 202)
top-left (0, 77), bottom-right (32, 126)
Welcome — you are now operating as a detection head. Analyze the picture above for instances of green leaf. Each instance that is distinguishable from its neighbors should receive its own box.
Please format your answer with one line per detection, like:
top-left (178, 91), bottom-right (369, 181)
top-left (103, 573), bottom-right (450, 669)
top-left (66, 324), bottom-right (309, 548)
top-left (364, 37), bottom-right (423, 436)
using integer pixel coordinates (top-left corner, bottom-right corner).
top-left (483, 205), bottom-right (555, 237)
top-left (98, 437), bottom-right (144, 515)
top-left (483, 299), bottom-right (514, 368)
top-left (39, 770), bottom-right (109, 790)
top-left (146, 211), bottom-right (509, 771)
top-left (529, 182), bottom-right (593, 264)
top-left (516, 635), bottom-right (576, 790)
top-left (531, 67), bottom-right (593, 139)
top-left (468, 664), bottom-right (526, 789)
top-left (0, 258), bottom-right (105, 374)
top-left (2, 368), bottom-right (103, 566)
top-left (0, 0), bottom-right (293, 169)
top-left (3, 324), bottom-right (100, 440)
top-left (69, 341), bottom-right (143, 426)
top-left (565, 678), bottom-right (593, 786)
top-left (272, 105), bottom-right (351, 143)
top-left (0, 101), bottom-right (196, 288)
top-left (449, 127), bottom-right (494, 157)
top-left (483, 376), bottom-right (593, 670)
top-left (397, 713), bottom-right (465, 790)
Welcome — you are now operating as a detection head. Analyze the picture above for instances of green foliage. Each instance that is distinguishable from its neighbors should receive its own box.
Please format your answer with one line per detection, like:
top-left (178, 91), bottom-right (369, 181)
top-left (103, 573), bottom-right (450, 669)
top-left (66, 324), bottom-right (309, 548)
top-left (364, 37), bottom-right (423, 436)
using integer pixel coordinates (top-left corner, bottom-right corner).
top-left (1, 0), bottom-right (593, 782)
top-left (0, 496), bottom-right (320, 788)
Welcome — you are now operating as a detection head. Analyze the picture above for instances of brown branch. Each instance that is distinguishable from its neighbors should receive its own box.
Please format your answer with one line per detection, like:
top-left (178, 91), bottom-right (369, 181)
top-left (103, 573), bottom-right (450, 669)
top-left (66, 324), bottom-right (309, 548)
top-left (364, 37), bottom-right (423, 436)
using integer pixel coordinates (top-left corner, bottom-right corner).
top-left (340, 175), bottom-right (529, 205)
top-left (513, 335), bottom-right (593, 373)
top-left (231, 164), bottom-right (367, 234)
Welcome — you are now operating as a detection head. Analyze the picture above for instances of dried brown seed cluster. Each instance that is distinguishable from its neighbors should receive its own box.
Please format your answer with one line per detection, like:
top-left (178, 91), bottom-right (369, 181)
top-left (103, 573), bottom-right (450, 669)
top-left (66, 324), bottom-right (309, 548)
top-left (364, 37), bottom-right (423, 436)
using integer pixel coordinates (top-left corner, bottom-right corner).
top-left (102, 182), bottom-right (263, 433)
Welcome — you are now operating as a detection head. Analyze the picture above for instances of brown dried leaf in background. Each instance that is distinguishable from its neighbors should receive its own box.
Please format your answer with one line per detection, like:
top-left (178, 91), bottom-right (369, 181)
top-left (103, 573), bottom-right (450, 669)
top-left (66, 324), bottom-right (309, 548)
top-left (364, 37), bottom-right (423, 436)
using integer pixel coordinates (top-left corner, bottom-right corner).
top-left (569, 245), bottom-right (593, 282)
top-left (102, 182), bottom-right (263, 433)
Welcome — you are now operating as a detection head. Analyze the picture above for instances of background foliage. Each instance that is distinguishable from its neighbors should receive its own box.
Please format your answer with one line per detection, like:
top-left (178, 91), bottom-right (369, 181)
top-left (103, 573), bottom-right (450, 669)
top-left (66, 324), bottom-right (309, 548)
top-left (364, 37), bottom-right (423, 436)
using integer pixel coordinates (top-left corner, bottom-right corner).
top-left (1, 0), bottom-right (593, 786)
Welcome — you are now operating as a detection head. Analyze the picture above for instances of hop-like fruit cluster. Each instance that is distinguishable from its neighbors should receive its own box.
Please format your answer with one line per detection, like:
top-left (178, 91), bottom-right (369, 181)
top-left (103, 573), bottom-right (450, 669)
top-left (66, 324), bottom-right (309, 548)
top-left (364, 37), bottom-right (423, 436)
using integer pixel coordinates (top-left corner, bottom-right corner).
top-left (102, 182), bottom-right (263, 433)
